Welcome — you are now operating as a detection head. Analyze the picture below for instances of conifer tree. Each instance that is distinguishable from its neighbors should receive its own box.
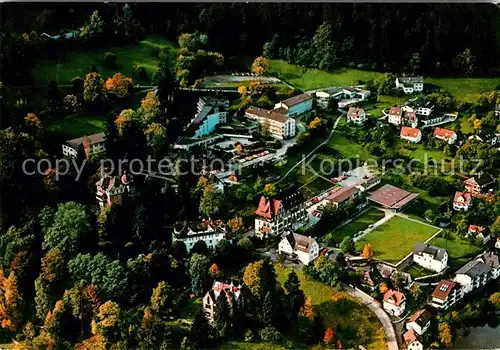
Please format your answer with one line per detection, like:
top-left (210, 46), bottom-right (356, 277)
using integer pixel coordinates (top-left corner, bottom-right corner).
top-left (214, 291), bottom-right (231, 338)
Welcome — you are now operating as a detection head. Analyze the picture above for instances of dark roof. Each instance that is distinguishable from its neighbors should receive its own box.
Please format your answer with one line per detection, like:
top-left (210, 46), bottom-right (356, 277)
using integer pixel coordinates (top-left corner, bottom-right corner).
top-left (466, 172), bottom-right (495, 187)
top-left (66, 132), bottom-right (105, 149)
top-left (284, 233), bottom-right (316, 253)
top-left (185, 105), bottom-right (215, 136)
top-left (398, 76), bottom-right (424, 84)
top-left (413, 243), bottom-right (447, 262)
top-left (274, 186), bottom-right (304, 210)
top-left (456, 260), bottom-right (491, 278)
top-left (369, 184), bottom-right (419, 209)
top-left (255, 186), bottom-right (303, 219)
top-left (246, 106), bottom-right (288, 123)
top-left (280, 93), bottom-right (312, 107)
top-left (477, 252), bottom-right (500, 269)
top-left (408, 309), bottom-right (432, 326)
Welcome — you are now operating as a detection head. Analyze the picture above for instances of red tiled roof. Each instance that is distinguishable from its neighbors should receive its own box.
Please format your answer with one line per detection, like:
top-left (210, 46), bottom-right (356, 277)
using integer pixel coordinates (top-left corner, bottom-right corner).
top-left (369, 184), bottom-right (419, 209)
top-left (468, 225), bottom-right (486, 233)
top-left (389, 106), bottom-right (402, 116)
top-left (255, 196), bottom-right (281, 219)
top-left (434, 127), bottom-right (456, 140)
top-left (454, 191), bottom-right (472, 204)
top-left (246, 106), bottom-right (288, 123)
top-left (383, 289), bottom-right (405, 306)
top-left (403, 329), bottom-right (420, 346)
top-left (432, 280), bottom-right (456, 300)
top-left (347, 107), bottom-right (365, 119)
top-left (400, 126), bottom-right (421, 139)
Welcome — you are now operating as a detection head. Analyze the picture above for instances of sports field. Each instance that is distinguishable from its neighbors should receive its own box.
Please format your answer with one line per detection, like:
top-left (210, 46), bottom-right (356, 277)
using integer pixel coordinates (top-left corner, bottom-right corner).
top-left (330, 208), bottom-right (385, 241)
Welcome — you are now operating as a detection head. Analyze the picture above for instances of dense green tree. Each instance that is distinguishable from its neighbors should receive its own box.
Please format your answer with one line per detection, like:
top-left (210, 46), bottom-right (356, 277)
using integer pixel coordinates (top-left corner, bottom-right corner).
top-left (199, 185), bottom-right (224, 218)
top-left (189, 309), bottom-right (213, 347)
top-left (83, 72), bottom-right (105, 104)
top-left (340, 236), bottom-right (355, 254)
top-left (189, 254), bottom-right (210, 296)
top-left (214, 291), bottom-right (231, 338)
top-left (284, 270), bottom-right (305, 324)
top-left (261, 291), bottom-right (275, 328)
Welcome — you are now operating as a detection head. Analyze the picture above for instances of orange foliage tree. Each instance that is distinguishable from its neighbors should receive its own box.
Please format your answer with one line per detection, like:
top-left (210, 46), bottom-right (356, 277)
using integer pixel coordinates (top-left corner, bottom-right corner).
top-left (105, 73), bottom-right (133, 98)
top-left (302, 296), bottom-right (315, 320)
top-left (361, 243), bottom-right (373, 259)
top-left (114, 109), bottom-right (137, 136)
top-left (209, 263), bottom-right (220, 278)
top-left (308, 117), bottom-right (322, 129)
top-left (0, 269), bottom-right (23, 332)
top-left (324, 327), bottom-right (334, 344)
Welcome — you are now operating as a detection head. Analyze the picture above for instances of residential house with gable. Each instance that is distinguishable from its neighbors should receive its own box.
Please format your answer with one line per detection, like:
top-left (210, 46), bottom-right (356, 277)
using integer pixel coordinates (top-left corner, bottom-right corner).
top-left (347, 107), bottom-right (366, 125)
top-left (431, 280), bottom-right (463, 310)
top-left (273, 93), bottom-right (313, 117)
top-left (96, 173), bottom-right (133, 208)
top-left (395, 76), bottom-right (424, 94)
top-left (453, 191), bottom-right (472, 211)
top-left (388, 106), bottom-right (403, 125)
top-left (406, 97), bottom-right (435, 117)
top-left (406, 309), bottom-right (432, 335)
top-left (255, 186), bottom-right (307, 237)
top-left (454, 260), bottom-right (491, 293)
top-left (383, 289), bottom-right (406, 316)
top-left (173, 219), bottom-right (227, 253)
top-left (467, 225), bottom-right (491, 244)
top-left (476, 251), bottom-right (500, 280)
top-left (403, 329), bottom-right (423, 350)
top-left (464, 172), bottom-right (495, 196)
top-left (245, 106), bottom-right (296, 140)
top-left (413, 243), bottom-right (448, 273)
top-left (202, 280), bottom-right (241, 323)
top-left (434, 127), bottom-right (457, 144)
top-left (278, 232), bottom-right (319, 265)
top-left (400, 126), bottom-right (422, 143)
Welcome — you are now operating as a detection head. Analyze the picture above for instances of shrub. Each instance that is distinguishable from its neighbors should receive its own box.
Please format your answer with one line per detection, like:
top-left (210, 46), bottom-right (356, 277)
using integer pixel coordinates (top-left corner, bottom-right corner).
top-left (132, 64), bottom-right (148, 81)
top-left (70, 77), bottom-right (84, 94)
top-left (193, 78), bottom-right (204, 89)
top-left (103, 52), bottom-right (117, 68)
top-left (259, 327), bottom-right (281, 343)
top-left (151, 47), bottom-right (160, 57)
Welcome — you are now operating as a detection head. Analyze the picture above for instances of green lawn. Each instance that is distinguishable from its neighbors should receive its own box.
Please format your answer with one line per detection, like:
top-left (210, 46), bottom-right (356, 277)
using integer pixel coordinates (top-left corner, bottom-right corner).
top-left (430, 235), bottom-right (482, 272)
top-left (426, 77), bottom-right (500, 103)
top-left (33, 35), bottom-right (175, 85)
top-left (401, 143), bottom-right (449, 164)
top-left (275, 267), bottom-right (386, 349)
top-left (355, 216), bottom-right (440, 264)
top-left (328, 134), bottom-right (370, 159)
top-left (329, 208), bottom-right (385, 241)
top-left (268, 60), bottom-right (383, 91)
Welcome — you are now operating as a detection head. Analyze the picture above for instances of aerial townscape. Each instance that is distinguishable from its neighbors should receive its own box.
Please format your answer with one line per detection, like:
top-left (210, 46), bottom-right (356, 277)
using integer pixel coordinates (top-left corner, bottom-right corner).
top-left (1, 3), bottom-right (500, 350)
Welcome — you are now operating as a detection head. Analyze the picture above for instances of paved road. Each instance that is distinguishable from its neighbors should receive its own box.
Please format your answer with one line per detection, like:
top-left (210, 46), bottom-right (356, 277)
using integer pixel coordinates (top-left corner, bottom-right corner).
top-left (344, 285), bottom-right (399, 350)
top-left (275, 114), bottom-right (344, 185)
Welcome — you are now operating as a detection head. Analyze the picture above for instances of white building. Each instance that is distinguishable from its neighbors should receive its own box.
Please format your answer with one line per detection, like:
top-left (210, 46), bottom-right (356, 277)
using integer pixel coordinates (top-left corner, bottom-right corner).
top-left (347, 107), bottom-right (367, 125)
top-left (431, 280), bottom-right (463, 310)
top-left (406, 309), bottom-right (432, 336)
top-left (454, 260), bottom-right (491, 294)
top-left (434, 127), bottom-right (457, 144)
top-left (403, 329), bottom-right (423, 350)
top-left (278, 232), bottom-right (319, 265)
top-left (62, 132), bottom-right (106, 158)
top-left (172, 219), bottom-right (227, 253)
top-left (476, 251), bottom-right (500, 280)
top-left (412, 243), bottom-right (448, 273)
top-left (383, 289), bottom-right (406, 316)
top-left (467, 225), bottom-right (491, 245)
top-left (406, 98), bottom-right (435, 117)
top-left (185, 98), bottom-right (228, 139)
top-left (400, 126), bottom-right (422, 143)
top-left (395, 76), bottom-right (424, 94)
top-left (453, 191), bottom-right (472, 211)
top-left (273, 93), bottom-right (313, 117)
top-left (245, 106), bottom-right (296, 140)
top-left (255, 186), bottom-right (307, 237)
top-left (495, 238), bottom-right (500, 249)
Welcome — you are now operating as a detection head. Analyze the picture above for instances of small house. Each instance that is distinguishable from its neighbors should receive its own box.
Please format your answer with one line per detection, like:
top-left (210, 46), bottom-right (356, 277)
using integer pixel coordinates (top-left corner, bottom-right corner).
top-left (383, 289), bottom-right (406, 316)
top-left (453, 191), bottom-right (472, 211)
top-left (400, 127), bottom-right (422, 143)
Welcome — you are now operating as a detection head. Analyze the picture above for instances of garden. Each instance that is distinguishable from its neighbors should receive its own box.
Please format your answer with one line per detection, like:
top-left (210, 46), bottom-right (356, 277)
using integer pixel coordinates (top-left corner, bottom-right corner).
top-left (430, 234), bottom-right (482, 272)
top-left (355, 216), bottom-right (440, 264)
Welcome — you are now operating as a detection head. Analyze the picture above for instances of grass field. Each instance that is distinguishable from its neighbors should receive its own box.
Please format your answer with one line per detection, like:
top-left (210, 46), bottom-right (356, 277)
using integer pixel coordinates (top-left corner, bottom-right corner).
top-left (33, 36), bottom-right (175, 85)
top-left (328, 134), bottom-right (370, 159)
top-left (275, 267), bottom-right (386, 349)
top-left (430, 235), bottom-right (482, 271)
top-left (268, 60), bottom-right (383, 91)
top-left (355, 216), bottom-right (440, 264)
top-left (329, 208), bottom-right (385, 241)
top-left (426, 77), bottom-right (500, 103)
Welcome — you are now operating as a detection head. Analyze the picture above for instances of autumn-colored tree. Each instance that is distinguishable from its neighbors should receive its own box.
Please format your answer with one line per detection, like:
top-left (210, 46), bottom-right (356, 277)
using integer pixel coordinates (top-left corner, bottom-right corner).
top-left (83, 72), bottom-right (105, 103)
top-left (324, 327), bottom-right (334, 345)
top-left (209, 263), bottom-right (220, 278)
top-left (150, 281), bottom-right (173, 316)
top-left (361, 243), bottom-right (373, 259)
top-left (195, 176), bottom-right (209, 194)
top-left (24, 112), bottom-right (42, 129)
top-left (235, 143), bottom-right (243, 154)
top-left (301, 296), bottom-right (314, 320)
top-left (0, 269), bottom-right (23, 332)
top-left (105, 73), bottom-right (132, 98)
top-left (82, 136), bottom-right (91, 159)
top-left (137, 91), bottom-right (161, 125)
top-left (243, 260), bottom-right (264, 298)
top-left (489, 292), bottom-right (500, 309)
top-left (41, 249), bottom-right (64, 283)
top-left (115, 109), bottom-right (136, 136)
top-left (238, 85), bottom-right (247, 97)
top-left (438, 322), bottom-right (453, 347)
top-left (144, 122), bottom-right (167, 156)
top-left (473, 118), bottom-right (482, 130)
top-left (263, 183), bottom-right (277, 197)
top-left (228, 216), bottom-right (243, 234)
top-left (379, 282), bottom-right (388, 294)
top-left (251, 56), bottom-right (270, 76)
top-left (308, 117), bottom-right (322, 129)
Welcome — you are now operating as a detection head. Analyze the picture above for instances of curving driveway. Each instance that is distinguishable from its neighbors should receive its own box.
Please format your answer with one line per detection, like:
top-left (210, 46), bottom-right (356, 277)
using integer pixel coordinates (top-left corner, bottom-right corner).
top-left (344, 285), bottom-right (399, 350)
